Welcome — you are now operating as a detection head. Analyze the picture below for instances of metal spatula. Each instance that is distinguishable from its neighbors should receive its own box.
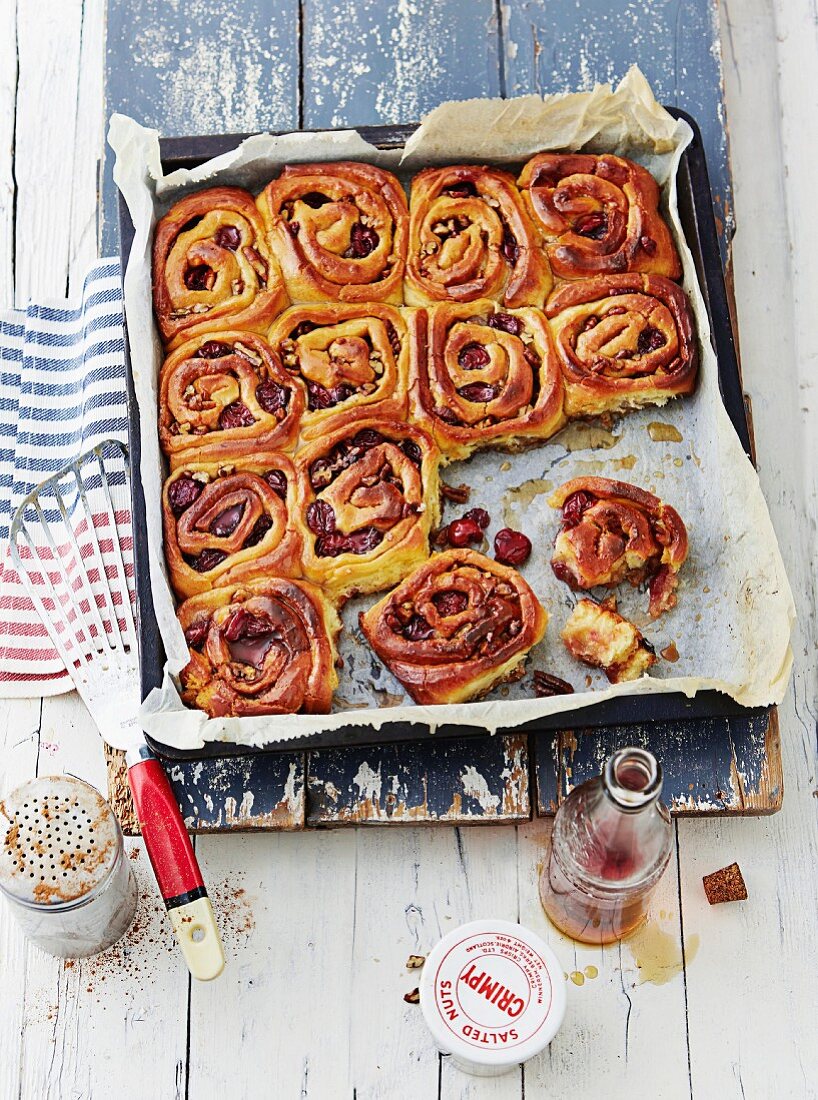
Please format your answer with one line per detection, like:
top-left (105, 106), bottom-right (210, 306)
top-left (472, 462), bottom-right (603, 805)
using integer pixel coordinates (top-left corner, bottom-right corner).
top-left (10, 439), bottom-right (224, 980)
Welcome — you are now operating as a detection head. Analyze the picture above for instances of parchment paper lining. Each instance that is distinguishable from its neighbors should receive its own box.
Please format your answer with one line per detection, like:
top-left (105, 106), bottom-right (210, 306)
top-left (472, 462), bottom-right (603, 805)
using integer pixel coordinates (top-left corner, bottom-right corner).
top-left (109, 67), bottom-right (794, 751)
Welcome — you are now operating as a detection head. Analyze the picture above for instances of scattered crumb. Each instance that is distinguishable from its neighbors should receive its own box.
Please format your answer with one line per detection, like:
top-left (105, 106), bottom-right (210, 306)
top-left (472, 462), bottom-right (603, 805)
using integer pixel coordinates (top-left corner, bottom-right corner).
top-left (403, 987), bottom-right (420, 1004)
top-left (405, 954), bottom-right (425, 969)
top-left (703, 862), bottom-right (747, 904)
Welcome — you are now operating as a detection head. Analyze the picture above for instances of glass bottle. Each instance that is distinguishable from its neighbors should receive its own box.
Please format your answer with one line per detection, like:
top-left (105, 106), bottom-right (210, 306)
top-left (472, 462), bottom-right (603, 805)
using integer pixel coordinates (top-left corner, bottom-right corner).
top-left (539, 747), bottom-right (673, 945)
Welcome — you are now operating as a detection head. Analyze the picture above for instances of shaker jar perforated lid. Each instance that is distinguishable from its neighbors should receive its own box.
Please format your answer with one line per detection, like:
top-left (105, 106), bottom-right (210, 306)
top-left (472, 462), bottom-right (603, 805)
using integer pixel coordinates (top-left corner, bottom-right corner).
top-left (0, 776), bottom-right (123, 909)
top-left (419, 919), bottom-right (566, 1072)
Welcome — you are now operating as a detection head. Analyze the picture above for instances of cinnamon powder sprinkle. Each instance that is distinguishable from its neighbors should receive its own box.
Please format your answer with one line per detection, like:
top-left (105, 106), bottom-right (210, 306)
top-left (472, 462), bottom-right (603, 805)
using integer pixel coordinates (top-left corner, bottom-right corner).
top-left (702, 862), bottom-right (748, 904)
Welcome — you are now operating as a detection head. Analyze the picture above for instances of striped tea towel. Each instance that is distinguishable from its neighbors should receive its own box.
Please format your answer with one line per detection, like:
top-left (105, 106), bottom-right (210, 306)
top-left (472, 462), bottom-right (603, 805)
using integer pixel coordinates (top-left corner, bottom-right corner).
top-left (0, 259), bottom-right (130, 697)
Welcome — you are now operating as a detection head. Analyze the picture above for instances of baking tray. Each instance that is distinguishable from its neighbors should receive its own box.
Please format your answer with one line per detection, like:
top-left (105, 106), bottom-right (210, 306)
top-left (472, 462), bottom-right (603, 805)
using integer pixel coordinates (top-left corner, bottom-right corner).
top-left (118, 109), bottom-right (768, 760)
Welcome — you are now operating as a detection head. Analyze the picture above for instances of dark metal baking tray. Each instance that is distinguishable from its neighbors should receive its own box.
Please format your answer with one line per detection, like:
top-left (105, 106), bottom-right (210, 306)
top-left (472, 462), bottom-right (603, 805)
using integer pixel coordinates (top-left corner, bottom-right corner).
top-left (118, 109), bottom-right (765, 760)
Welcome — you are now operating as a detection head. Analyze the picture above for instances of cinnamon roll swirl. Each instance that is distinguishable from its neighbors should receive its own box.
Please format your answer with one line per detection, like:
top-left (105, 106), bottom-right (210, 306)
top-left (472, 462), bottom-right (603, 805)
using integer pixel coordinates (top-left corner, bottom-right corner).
top-left (178, 577), bottom-right (340, 718)
top-left (549, 477), bottom-right (688, 618)
top-left (267, 303), bottom-right (408, 441)
top-left (163, 452), bottom-right (304, 598)
top-left (408, 299), bottom-right (565, 461)
top-left (158, 331), bottom-right (305, 465)
top-left (257, 161), bottom-right (408, 304)
top-left (405, 166), bottom-right (552, 308)
top-left (295, 416), bottom-right (440, 598)
top-left (153, 187), bottom-right (286, 347)
top-left (518, 153), bottom-right (681, 281)
top-left (546, 274), bottom-right (698, 417)
top-left (359, 548), bottom-right (548, 705)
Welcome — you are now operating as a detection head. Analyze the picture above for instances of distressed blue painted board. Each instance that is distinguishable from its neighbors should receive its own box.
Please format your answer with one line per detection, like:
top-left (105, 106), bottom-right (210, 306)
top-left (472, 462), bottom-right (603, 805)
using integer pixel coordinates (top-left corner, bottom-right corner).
top-left (534, 711), bottom-right (782, 817)
top-left (301, 0), bottom-right (501, 128)
top-left (166, 751), bottom-right (306, 832)
top-left (102, 0), bottom-right (300, 252)
top-left (306, 734), bottom-right (529, 825)
top-left (502, 0), bottom-right (733, 256)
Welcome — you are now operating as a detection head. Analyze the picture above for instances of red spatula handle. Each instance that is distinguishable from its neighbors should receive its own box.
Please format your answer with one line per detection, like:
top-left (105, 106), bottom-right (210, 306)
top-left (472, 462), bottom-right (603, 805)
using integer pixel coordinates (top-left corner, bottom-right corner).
top-left (128, 754), bottom-right (225, 980)
top-left (129, 757), bottom-right (202, 899)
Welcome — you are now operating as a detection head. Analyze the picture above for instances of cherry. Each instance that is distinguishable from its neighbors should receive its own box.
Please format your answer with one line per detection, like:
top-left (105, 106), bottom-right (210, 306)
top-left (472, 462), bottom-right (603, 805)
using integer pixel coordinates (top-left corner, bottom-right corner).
top-left (344, 527), bottom-right (384, 553)
top-left (184, 266), bottom-right (211, 291)
top-left (458, 343), bottom-right (490, 370)
top-left (403, 614), bottom-right (434, 641)
top-left (306, 500), bottom-right (336, 536)
top-left (188, 548), bottom-right (227, 573)
top-left (210, 503), bottom-right (245, 537)
top-left (168, 476), bottom-right (203, 516)
top-left (400, 440), bottom-right (422, 466)
top-left (256, 380), bottom-right (288, 413)
top-left (458, 382), bottom-right (498, 403)
top-left (345, 223), bottom-right (379, 258)
top-left (463, 507), bottom-right (490, 530)
top-left (353, 428), bottom-right (383, 448)
top-left (433, 590), bottom-right (469, 616)
top-left (637, 326), bottom-right (666, 354)
top-left (184, 618), bottom-right (209, 650)
top-left (494, 528), bottom-right (531, 566)
top-left (501, 226), bottom-right (519, 265)
top-left (264, 470), bottom-right (288, 498)
top-left (195, 341), bottom-right (231, 359)
top-left (214, 225), bottom-right (241, 251)
top-left (447, 517), bottom-right (483, 548)
top-left (223, 608), bottom-right (275, 642)
top-left (219, 402), bottom-right (255, 430)
top-left (487, 312), bottom-right (522, 336)
top-left (243, 515), bottom-right (273, 548)
top-left (562, 490), bottom-right (596, 529)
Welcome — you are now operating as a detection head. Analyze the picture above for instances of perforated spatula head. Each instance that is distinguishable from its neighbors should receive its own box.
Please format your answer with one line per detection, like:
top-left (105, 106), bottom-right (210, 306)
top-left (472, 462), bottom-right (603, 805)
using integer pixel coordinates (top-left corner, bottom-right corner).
top-left (9, 439), bottom-right (141, 752)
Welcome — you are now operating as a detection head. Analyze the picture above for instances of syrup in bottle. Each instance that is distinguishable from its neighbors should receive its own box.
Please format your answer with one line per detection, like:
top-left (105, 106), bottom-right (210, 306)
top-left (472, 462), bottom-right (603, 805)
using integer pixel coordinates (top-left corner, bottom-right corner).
top-left (539, 747), bottom-right (673, 945)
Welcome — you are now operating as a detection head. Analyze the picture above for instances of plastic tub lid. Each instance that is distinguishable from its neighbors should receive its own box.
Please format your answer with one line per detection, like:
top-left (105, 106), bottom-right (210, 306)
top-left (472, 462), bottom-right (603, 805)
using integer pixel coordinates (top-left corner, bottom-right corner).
top-left (419, 919), bottom-right (566, 1068)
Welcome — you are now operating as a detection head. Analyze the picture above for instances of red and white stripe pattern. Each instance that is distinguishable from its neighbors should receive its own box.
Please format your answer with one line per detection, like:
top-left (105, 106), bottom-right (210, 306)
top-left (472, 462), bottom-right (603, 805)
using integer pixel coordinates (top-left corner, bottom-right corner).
top-left (0, 260), bottom-right (130, 696)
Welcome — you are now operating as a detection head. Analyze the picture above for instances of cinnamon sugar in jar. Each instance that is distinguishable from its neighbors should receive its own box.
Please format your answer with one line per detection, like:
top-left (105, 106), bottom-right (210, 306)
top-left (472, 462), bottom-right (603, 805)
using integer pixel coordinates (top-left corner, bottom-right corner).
top-left (0, 776), bottom-right (137, 958)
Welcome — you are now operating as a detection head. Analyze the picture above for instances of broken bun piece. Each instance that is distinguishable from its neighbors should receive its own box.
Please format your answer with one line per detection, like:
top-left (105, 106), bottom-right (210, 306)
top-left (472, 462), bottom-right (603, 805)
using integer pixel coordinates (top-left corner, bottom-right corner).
top-left (561, 597), bottom-right (656, 683)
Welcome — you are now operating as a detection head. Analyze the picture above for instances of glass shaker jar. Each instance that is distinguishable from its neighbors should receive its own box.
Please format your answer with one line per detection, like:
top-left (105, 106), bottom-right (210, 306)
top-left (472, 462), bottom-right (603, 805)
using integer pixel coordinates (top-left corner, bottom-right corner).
top-left (0, 775), bottom-right (138, 958)
top-left (539, 747), bottom-right (672, 945)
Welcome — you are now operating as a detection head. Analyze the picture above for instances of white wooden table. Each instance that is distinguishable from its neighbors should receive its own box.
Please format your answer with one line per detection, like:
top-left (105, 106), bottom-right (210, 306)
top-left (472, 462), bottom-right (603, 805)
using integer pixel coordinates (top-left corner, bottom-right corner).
top-left (1, 2), bottom-right (817, 1097)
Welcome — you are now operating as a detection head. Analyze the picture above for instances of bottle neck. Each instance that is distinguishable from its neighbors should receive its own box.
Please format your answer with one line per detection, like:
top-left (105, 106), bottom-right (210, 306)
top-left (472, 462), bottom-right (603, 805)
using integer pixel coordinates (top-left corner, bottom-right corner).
top-left (552, 749), bottom-right (672, 896)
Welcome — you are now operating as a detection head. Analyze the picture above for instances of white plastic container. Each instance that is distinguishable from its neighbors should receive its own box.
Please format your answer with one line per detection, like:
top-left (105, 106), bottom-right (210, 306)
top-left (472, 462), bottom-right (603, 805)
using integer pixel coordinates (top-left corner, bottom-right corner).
top-left (419, 919), bottom-right (566, 1076)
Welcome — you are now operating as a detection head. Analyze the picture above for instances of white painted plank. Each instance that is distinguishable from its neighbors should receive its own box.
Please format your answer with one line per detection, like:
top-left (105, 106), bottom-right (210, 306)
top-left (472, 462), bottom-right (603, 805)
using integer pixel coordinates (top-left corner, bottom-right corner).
top-left (517, 820), bottom-right (691, 1099)
top-left (405, 826), bottom-right (522, 1100)
top-left (13, 0), bottom-right (83, 306)
top-left (188, 829), bottom-right (358, 1098)
top-left (677, 2), bottom-right (818, 1098)
top-left (68, 0), bottom-right (105, 289)
top-left (0, 1), bottom-right (16, 308)
top-left (0, 699), bottom-right (41, 1100)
